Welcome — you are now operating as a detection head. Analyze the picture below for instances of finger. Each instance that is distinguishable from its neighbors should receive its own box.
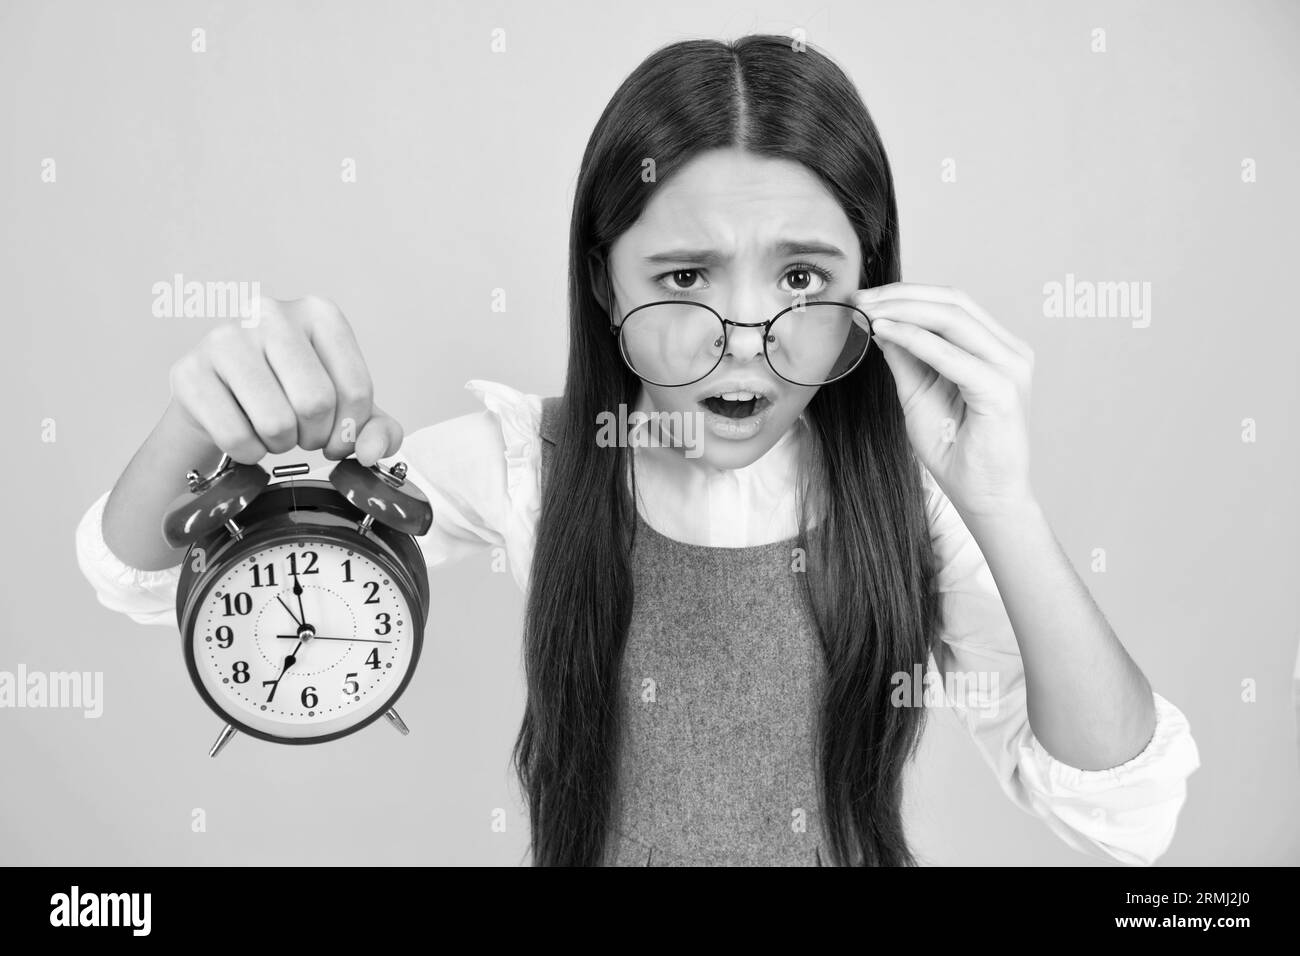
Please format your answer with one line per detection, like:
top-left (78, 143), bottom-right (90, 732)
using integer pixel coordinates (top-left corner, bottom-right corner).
top-left (209, 336), bottom-right (300, 454)
top-left (870, 318), bottom-right (1009, 405)
top-left (307, 312), bottom-right (374, 459)
top-left (868, 333), bottom-right (939, 414)
top-left (857, 283), bottom-right (1031, 358)
top-left (847, 309), bottom-right (931, 401)
top-left (173, 360), bottom-right (270, 465)
top-left (263, 322), bottom-right (337, 452)
top-left (355, 405), bottom-right (404, 467)
top-left (853, 297), bottom-right (1018, 368)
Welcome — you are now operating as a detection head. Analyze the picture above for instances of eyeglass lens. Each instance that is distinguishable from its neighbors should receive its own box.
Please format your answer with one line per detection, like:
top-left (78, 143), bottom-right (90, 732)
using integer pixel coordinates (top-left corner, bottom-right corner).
top-left (618, 301), bottom-right (871, 386)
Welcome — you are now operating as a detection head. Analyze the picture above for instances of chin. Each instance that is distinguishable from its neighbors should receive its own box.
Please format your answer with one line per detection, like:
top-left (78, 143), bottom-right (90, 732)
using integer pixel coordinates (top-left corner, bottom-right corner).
top-left (694, 418), bottom-right (790, 470)
top-left (695, 443), bottom-right (766, 471)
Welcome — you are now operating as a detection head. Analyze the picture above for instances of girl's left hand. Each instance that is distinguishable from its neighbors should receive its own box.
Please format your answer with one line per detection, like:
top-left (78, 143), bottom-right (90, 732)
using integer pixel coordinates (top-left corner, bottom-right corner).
top-left (851, 283), bottom-right (1036, 520)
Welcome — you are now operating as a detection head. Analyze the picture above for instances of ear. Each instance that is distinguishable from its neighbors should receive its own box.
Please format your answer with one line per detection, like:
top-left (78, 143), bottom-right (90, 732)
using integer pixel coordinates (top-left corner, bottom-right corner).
top-left (587, 250), bottom-right (611, 314)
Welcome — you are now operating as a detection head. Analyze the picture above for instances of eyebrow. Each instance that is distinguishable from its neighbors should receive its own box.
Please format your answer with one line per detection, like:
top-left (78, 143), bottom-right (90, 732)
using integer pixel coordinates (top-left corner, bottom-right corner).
top-left (642, 239), bottom-right (847, 265)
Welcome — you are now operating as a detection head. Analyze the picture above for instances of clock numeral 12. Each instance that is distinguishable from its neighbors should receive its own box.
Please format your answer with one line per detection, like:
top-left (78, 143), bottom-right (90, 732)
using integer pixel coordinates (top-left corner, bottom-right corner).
top-left (287, 551), bottom-right (319, 576)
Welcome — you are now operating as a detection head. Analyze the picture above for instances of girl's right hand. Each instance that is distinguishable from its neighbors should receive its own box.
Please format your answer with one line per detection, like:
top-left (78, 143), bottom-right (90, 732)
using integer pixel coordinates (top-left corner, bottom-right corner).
top-left (166, 295), bottom-right (404, 467)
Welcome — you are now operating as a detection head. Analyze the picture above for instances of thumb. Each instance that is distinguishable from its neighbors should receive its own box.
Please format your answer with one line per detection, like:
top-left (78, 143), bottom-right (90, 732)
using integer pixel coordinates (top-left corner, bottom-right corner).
top-left (354, 403), bottom-right (404, 467)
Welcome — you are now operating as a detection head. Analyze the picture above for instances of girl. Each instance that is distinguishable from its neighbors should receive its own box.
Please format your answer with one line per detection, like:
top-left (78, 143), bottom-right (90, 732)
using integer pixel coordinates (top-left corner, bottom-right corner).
top-left (76, 34), bottom-right (1199, 867)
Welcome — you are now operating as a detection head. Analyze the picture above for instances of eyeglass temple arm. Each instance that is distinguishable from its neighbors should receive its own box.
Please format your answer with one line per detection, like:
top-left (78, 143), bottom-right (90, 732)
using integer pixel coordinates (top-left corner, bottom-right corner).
top-left (598, 254), bottom-right (622, 332)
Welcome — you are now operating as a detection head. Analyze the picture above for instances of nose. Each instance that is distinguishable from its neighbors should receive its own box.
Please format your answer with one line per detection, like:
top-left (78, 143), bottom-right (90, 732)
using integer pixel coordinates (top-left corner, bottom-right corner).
top-left (723, 321), bottom-right (767, 361)
top-left (721, 287), bottom-right (771, 361)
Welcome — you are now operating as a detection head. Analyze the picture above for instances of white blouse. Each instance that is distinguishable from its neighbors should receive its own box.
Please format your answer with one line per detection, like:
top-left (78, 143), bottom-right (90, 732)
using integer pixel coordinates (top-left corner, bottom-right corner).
top-left (74, 378), bottom-right (1202, 865)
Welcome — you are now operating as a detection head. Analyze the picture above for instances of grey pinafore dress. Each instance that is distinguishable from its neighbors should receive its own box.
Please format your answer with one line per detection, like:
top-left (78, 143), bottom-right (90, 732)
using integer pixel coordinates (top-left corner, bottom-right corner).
top-left (538, 396), bottom-right (831, 866)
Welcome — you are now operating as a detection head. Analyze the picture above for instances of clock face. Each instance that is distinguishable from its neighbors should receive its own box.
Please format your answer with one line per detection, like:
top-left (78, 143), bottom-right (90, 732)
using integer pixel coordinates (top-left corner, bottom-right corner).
top-left (190, 537), bottom-right (417, 740)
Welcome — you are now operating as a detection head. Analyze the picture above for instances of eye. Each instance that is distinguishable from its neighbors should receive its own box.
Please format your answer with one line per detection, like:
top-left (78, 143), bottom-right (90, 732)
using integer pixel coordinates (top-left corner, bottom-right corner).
top-left (653, 269), bottom-right (707, 297)
top-left (780, 264), bottom-right (835, 296)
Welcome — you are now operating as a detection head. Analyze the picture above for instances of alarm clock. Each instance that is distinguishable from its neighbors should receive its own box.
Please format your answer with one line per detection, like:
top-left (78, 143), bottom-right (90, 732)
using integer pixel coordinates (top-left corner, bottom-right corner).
top-left (162, 453), bottom-right (433, 756)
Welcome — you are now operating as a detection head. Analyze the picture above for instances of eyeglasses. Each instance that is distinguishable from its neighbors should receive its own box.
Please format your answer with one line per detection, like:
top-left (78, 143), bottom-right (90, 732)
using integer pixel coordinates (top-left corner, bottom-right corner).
top-left (607, 296), bottom-right (874, 388)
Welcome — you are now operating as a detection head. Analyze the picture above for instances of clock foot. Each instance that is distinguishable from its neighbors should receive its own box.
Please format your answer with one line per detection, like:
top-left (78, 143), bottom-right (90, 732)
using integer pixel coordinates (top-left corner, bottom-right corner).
top-left (209, 723), bottom-right (238, 757)
top-left (384, 708), bottom-right (410, 736)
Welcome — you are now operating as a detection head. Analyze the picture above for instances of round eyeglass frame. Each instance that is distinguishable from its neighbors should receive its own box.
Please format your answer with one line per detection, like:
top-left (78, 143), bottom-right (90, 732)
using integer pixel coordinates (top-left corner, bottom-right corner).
top-left (608, 299), bottom-right (875, 388)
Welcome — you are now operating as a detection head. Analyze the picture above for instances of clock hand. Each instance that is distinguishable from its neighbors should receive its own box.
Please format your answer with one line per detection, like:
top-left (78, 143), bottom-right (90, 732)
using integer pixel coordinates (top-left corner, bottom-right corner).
top-left (261, 640), bottom-right (303, 704)
top-left (274, 635), bottom-right (393, 644)
top-left (276, 595), bottom-right (302, 627)
top-left (290, 564), bottom-right (309, 627)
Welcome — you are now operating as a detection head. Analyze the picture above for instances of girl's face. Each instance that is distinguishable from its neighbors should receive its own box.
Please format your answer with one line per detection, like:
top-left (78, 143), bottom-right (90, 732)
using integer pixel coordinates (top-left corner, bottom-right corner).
top-left (603, 146), bottom-right (864, 472)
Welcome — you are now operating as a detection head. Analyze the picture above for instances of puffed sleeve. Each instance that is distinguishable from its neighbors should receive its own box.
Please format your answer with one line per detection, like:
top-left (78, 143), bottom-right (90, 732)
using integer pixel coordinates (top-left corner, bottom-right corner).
top-left (384, 379), bottom-right (543, 593)
top-left (73, 379), bottom-right (547, 626)
top-left (918, 463), bottom-right (1202, 866)
top-left (74, 489), bottom-right (184, 627)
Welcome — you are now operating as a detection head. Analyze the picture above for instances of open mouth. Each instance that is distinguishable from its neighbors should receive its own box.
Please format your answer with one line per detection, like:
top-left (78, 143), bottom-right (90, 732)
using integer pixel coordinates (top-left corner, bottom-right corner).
top-left (699, 393), bottom-right (773, 419)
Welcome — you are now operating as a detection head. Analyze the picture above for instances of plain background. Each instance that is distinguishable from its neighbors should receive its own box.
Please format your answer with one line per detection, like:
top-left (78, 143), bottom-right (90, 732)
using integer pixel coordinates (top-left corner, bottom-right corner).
top-left (1, 0), bottom-right (1296, 865)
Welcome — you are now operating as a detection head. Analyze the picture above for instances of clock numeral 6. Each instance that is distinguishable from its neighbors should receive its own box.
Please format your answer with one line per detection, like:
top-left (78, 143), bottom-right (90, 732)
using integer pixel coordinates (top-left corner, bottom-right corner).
top-left (301, 686), bottom-right (318, 709)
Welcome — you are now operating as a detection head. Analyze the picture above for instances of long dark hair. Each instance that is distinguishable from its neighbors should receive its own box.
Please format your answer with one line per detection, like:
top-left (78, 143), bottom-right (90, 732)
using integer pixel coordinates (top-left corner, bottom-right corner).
top-left (511, 34), bottom-right (943, 866)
